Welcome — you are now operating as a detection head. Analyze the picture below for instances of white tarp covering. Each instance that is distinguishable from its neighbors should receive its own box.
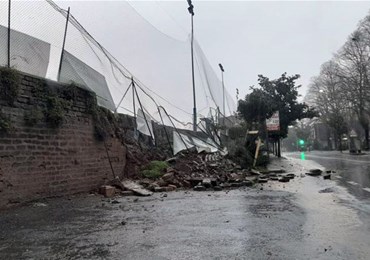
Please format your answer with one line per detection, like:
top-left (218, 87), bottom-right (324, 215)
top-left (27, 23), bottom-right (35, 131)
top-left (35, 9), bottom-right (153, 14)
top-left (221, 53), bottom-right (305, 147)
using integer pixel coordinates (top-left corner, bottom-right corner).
top-left (173, 131), bottom-right (219, 155)
top-left (137, 108), bottom-right (154, 139)
top-left (59, 51), bottom-right (115, 111)
top-left (0, 25), bottom-right (50, 78)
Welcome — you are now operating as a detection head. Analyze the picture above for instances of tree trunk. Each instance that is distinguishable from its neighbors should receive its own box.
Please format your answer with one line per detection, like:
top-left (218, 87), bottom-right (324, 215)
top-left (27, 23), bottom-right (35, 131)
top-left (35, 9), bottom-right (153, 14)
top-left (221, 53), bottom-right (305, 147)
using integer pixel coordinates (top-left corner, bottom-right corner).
top-left (333, 132), bottom-right (338, 151)
top-left (338, 135), bottom-right (342, 153)
top-left (277, 139), bottom-right (281, 157)
top-left (358, 112), bottom-right (369, 151)
top-left (365, 127), bottom-right (369, 151)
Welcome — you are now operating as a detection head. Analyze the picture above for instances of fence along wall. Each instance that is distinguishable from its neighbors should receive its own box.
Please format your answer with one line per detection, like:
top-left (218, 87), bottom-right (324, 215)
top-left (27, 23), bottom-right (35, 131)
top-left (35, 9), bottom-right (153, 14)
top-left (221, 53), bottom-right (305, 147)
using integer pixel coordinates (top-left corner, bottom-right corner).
top-left (0, 0), bottom-right (237, 130)
top-left (0, 71), bottom-right (126, 208)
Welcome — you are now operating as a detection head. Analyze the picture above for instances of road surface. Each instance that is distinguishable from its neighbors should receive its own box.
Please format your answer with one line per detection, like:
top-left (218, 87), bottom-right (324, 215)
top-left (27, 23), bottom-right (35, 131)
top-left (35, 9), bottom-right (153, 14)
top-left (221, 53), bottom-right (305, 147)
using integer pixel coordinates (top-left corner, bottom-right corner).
top-left (285, 150), bottom-right (370, 200)
top-left (1, 154), bottom-right (370, 259)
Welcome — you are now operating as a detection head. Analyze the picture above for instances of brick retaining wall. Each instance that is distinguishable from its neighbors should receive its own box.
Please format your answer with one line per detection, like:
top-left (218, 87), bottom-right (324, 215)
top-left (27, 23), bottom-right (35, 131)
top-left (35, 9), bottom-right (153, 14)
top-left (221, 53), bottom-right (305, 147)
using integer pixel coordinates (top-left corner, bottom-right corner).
top-left (0, 71), bottom-right (126, 208)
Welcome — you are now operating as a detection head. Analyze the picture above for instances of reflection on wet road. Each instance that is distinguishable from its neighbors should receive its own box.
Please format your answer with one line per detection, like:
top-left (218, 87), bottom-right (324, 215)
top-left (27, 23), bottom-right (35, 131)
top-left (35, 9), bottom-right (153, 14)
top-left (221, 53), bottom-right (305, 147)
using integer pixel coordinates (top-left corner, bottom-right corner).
top-left (286, 151), bottom-right (370, 200)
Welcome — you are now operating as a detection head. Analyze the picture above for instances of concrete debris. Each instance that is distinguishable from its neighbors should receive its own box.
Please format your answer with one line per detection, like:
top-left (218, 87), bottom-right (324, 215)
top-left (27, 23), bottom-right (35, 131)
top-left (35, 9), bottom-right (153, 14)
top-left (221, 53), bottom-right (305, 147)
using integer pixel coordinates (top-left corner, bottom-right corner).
top-left (167, 184), bottom-right (177, 191)
top-left (306, 169), bottom-right (322, 176)
top-left (99, 185), bottom-right (116, 198)
top-left (258, 178), bottom-right (268, 183)
top-left (213, 186), bottom-right (223, 191)
top-left (202, 178), bottom-right (212, 188)
top-left (250, 169), bottom-right (261, 175)
top-left (268, 169), bottom-right (286, 174)
top-left (166, 157), bottom-right (177, 164)
top-left (154, 187), bottom-right (166, 193)
top-left (319, 187), bottom-right (334, 193)
top-left (121, 181), bottom-right (153, 196)
top-left (103, 150), bottom-right (310, 198)
top-left (193, 184), bottom-right (206, 191)
top-left (278, 177), bottom-right (290, 183)
top-left (120, 191), bottom-right (135, 196)
top-left (285, 173), bottom-right (296, 179)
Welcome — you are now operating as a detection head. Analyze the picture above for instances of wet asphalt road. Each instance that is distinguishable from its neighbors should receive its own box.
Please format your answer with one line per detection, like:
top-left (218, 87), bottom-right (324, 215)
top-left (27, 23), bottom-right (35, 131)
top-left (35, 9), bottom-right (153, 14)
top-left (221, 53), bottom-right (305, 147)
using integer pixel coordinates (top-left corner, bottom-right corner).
top-left (285, 151), bottom-right (370, 200)
top-left (1, 155), bottom-right (370, 259)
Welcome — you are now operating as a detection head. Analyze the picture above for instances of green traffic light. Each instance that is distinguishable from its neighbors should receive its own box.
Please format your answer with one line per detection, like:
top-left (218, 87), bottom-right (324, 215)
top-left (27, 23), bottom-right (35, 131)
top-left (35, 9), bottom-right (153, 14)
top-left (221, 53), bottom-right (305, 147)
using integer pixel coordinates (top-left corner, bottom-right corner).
top-left (299, 139), bottom-right (305, 145)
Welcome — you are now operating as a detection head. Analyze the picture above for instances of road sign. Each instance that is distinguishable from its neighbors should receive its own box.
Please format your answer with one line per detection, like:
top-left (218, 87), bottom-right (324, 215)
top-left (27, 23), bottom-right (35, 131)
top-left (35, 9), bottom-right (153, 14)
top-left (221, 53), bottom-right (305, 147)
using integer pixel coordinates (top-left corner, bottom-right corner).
top-left (266, 111), bottom-right (280, 131)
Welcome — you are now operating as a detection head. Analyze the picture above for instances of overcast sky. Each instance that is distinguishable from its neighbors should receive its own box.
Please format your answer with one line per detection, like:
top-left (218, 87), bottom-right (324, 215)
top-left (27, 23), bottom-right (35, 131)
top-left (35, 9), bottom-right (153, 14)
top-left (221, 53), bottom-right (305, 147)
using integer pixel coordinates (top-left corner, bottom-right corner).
top-left (55, 0), bottom-right (370, 102)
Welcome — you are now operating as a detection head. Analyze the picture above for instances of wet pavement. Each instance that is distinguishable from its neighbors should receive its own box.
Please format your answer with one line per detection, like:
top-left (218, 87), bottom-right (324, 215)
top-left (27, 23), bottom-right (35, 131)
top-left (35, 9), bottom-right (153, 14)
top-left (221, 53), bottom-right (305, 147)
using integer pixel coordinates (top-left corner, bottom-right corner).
top-left (1, 155), bottom-right (370, 259)
top-left (286, 151), bottom-right (370, 200)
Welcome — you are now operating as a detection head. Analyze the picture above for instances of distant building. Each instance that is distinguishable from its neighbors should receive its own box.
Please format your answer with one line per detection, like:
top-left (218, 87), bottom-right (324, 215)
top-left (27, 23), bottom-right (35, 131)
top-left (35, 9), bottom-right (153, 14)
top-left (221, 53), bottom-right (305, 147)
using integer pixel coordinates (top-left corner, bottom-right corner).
top-left (310, 122), bottom-right (335, 150)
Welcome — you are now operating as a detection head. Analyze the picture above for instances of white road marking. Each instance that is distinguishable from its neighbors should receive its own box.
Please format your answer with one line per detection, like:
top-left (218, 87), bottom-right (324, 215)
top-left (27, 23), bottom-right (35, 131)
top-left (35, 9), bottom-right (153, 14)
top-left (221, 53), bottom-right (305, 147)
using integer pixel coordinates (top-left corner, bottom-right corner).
top-left (347, 181), bottom-right (359, 186)
top-left (335, 176), bottom-right (342, 179)
top-left (362, 187), bottom-right (370, 192)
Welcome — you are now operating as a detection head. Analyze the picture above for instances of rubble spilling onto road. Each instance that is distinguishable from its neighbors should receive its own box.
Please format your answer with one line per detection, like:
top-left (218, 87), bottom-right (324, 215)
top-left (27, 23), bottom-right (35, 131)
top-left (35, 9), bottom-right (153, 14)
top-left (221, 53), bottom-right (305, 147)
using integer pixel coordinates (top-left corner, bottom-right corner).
top-left (100, 149), bottom-right (301, 197)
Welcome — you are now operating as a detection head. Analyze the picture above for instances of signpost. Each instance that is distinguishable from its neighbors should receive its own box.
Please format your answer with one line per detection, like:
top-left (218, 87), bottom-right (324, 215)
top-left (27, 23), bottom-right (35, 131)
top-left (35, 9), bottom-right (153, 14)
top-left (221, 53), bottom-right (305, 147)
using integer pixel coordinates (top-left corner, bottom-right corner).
top-left (266, 111), bottom-right (280, 131)
top-left (266, 111), bottom-right (280, 157)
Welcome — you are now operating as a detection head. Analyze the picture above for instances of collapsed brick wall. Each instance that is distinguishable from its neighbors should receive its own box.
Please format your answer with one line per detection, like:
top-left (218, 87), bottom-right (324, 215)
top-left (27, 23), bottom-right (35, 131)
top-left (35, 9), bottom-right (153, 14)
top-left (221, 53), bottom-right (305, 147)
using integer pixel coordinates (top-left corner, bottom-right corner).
top-left (0, 72), bottom-right (126, 208)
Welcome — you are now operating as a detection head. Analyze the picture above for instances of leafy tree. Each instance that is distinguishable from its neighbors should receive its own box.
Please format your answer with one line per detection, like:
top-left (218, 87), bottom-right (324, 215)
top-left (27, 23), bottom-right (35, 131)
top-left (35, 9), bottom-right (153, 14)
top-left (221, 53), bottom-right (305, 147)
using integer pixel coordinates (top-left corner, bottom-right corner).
top-left (237, 88), bottom-right (274, 127)
top-left (237, 73), bottom-right (317, 157)
top-left (252, 73), bottom-right (317, 138)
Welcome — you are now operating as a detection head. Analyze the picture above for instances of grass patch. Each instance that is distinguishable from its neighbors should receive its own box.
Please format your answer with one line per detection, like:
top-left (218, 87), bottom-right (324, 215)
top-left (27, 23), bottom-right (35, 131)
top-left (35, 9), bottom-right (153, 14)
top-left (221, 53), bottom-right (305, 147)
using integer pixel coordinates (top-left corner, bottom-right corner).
top-left (141, 160), bottom-right (169, 179)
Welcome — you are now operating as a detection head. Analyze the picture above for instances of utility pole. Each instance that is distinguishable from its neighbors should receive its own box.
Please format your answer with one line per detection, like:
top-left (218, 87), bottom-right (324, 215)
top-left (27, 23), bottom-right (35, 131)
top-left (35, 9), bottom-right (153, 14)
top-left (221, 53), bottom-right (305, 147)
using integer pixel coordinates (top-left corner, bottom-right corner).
top-left (218, 63), bottom-right (225, 125)
top-left (187, 0), bottom-right (196, 132)
top-left (7, 0), bottom-right (11, 67)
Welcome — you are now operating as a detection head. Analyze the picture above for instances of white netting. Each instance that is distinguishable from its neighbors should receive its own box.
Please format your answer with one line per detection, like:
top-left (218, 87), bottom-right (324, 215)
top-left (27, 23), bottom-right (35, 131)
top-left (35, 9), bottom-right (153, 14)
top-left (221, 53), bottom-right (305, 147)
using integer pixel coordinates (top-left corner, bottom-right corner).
top-left (0, 0), bottom-right (236, 133)
top-left (0, 1), bottom-right (8, 67)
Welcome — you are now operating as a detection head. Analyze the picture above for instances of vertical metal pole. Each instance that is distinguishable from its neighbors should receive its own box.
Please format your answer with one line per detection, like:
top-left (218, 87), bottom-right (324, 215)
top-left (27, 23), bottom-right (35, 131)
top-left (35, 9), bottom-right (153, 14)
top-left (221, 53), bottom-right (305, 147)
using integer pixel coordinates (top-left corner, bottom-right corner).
top-left (132, 77), bottom-right (137, 134)
top-left (158, 107), bottom-right (173, 155)
top-left (57, 7), bottom-right (70, 82)
top-left (222, 71), bottom-right (225, 121)
top-left (7, 0), bottom-right (11, 67)
top-left (191, 14), bottom-right (197, 132)
top-left (265, 121), bottom-right (269, 159)
top-left (132, 80), bottom-right (155, 143)
top-left (131, 78), bottom-right (143, 151)
top-left (103, 140), bottom-right (116, 179)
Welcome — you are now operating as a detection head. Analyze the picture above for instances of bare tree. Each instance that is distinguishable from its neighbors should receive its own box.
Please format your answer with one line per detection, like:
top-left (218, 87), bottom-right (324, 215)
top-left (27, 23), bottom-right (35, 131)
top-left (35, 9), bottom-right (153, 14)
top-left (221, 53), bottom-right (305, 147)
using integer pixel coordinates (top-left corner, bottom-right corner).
top-left (307, 60), bottom-right (349, 150)
top-left (336, 22), bottom-right (370, 149)
top-left (307, 13), bottom-right (370, 150)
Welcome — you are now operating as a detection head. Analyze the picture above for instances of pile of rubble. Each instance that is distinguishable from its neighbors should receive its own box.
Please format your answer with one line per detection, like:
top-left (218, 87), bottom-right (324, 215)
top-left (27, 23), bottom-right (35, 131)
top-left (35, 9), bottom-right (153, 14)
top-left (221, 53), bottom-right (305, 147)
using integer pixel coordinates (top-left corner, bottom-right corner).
top-left (99, 150), bottom-right (298, 197)
top-left (137, 150), bottom-right (297, 193)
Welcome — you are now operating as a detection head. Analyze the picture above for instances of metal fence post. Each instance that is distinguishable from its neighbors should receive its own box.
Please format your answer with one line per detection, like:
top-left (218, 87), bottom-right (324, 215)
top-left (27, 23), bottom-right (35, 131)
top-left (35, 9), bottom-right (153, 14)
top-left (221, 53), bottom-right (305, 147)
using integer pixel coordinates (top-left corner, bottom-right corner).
top-left (7, 0), bottom-right (11, 67)
top-left (57, 7), bottom-right (70, 82)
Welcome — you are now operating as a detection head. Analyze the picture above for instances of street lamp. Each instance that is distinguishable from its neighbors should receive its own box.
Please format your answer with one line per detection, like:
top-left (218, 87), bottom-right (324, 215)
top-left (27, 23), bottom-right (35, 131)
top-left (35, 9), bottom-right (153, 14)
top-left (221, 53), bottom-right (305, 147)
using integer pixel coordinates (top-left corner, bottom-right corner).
top-left (218, 63), bottom-right (225, 124)
top-left (187, 0), bottom-right (196, 131)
